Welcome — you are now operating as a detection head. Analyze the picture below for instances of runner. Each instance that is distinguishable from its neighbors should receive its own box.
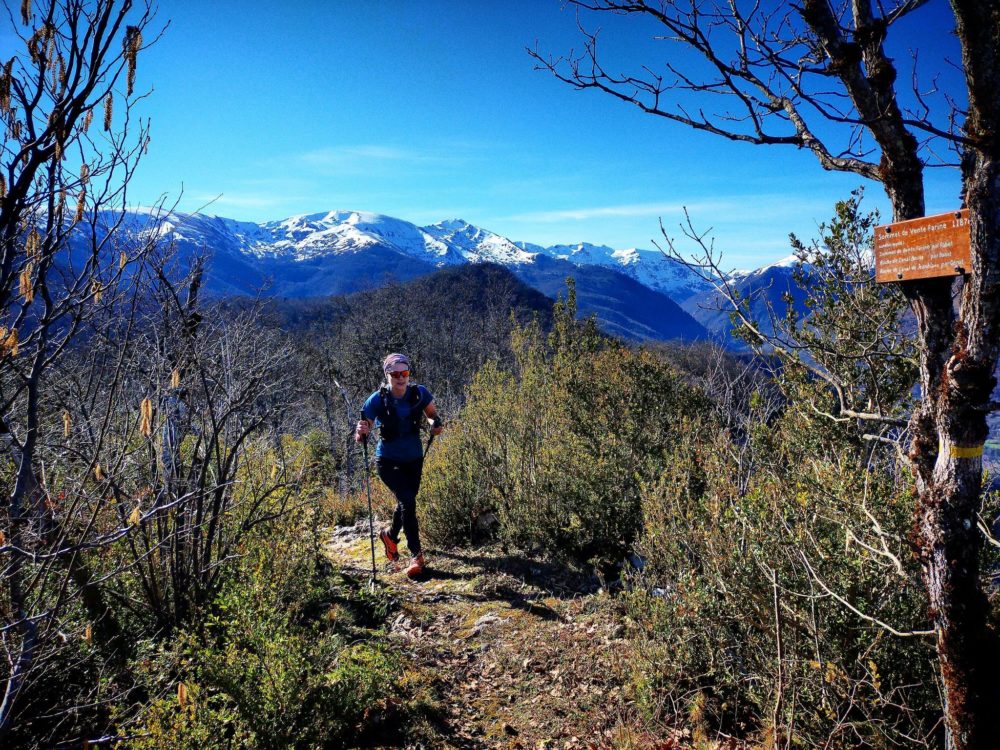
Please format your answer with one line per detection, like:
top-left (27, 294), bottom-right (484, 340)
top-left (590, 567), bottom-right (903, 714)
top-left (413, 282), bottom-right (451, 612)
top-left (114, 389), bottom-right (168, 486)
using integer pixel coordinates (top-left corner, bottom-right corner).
top-left (355, 353), bottom-right (443, 577)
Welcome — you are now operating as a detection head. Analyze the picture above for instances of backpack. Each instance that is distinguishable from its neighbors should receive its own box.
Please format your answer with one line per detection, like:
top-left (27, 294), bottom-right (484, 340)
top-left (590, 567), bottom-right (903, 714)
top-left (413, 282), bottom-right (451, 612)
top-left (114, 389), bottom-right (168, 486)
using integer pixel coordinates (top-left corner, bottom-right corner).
top-left (377, 384), bottom-right (423, 442)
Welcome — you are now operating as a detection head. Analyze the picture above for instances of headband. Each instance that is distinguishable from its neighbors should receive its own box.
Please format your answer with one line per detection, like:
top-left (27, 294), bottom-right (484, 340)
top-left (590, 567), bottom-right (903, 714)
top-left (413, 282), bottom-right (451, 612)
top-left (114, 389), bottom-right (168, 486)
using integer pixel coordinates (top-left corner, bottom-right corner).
top-left (382, 353), bottom-right (411, 373)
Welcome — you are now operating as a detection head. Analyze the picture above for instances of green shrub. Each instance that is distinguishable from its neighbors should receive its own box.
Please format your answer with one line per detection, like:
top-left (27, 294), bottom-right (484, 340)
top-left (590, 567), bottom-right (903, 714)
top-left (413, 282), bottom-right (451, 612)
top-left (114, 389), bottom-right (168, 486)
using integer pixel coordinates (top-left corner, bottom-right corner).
top-left (128, 515), bottom-right (402, 749)
top-left (421, 413), bottom-right (496, 546)
top-left (422, 283), bottom-right (709, 567)
top-left (625, 408), bottom-right (944, 748)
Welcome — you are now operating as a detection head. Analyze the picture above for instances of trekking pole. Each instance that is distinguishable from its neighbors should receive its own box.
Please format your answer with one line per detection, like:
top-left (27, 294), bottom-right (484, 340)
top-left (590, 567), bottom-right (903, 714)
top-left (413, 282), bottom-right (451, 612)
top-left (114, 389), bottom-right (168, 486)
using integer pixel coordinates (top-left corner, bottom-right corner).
top-left (424, 417), bottom-right (441, 458)
top-left (360, 434), bottom-right (378, 590)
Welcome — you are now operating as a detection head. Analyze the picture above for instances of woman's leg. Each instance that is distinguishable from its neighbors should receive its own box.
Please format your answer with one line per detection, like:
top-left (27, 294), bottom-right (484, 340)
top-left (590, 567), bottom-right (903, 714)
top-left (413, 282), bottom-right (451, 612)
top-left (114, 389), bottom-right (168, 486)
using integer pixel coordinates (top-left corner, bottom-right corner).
top-left (377, 457), bottom-right (424, 554)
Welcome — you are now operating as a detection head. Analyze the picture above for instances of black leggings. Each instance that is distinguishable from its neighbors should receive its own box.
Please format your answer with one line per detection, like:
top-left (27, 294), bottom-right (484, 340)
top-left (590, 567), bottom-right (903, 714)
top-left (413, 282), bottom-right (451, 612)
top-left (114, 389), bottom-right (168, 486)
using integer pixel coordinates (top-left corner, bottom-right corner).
top-left (376, 456), bottom-right (423, 555)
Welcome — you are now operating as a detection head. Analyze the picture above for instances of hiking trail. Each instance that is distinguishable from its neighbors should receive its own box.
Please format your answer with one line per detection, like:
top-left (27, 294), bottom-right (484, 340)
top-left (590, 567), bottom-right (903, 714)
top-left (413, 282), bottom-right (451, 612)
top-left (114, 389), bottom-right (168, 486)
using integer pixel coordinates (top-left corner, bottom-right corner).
top-left (325, 521), bottom-right (689, 749)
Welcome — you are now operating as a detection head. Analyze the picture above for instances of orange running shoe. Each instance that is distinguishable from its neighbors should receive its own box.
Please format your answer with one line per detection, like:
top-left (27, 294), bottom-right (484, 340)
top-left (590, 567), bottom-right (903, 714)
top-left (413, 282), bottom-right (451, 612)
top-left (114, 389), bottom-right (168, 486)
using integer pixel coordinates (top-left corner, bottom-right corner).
top-left (379, 529), bottom-right (399, 562)
top-left (406, 553), bottom-right (425, 578)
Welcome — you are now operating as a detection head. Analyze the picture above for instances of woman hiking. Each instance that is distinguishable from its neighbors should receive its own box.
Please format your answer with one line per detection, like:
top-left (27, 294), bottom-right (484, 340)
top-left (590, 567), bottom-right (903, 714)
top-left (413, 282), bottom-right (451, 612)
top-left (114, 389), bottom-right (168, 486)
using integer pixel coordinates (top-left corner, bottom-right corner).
top-left (355, 353), bottom-right (443, 577)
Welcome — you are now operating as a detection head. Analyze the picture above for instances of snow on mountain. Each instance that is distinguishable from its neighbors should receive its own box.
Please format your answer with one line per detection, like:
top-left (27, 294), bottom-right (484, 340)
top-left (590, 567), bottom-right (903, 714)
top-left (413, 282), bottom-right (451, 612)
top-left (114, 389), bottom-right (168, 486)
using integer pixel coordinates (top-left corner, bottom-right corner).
top-left (520, 241), bottom-right (710, 300)
top-left (421, 219), bottom-right (536, 264)
top-left (134, 209), bottom-right (462, 266)
top-left (250, 210), bottom-right (463, 265)
top-left (683, 253), bottom-right (814, 344)
top-left (121, 207), bottom-right (718, 304)
top-left (734, 253), bottom-right (798, 275)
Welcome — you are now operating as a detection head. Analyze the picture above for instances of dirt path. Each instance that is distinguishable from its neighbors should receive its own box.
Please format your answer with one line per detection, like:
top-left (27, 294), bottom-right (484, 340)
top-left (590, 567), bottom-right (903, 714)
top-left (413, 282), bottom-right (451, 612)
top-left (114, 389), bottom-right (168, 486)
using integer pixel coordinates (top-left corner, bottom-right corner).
top-left (326, 522), bottom-right (683, 749)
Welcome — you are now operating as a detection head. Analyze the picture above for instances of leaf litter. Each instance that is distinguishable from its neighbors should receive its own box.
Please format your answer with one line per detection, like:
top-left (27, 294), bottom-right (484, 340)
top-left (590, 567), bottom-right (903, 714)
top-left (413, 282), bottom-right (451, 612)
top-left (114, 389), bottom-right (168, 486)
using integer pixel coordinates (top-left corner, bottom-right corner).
top-left (326, 522), bottom-right (703, 749)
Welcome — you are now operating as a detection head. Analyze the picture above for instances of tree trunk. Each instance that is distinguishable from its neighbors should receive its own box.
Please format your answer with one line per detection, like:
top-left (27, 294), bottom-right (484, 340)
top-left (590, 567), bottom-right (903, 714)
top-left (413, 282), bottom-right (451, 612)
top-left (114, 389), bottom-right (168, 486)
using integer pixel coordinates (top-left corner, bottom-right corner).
top-left (913, 434), bottom-right (997, 748)
top-left (907, 140), bottom-right (1000, 750)
top-left (920, 0), bottom-right (1000, 728)
top-left (904, 284), bottom-right (1000, 750)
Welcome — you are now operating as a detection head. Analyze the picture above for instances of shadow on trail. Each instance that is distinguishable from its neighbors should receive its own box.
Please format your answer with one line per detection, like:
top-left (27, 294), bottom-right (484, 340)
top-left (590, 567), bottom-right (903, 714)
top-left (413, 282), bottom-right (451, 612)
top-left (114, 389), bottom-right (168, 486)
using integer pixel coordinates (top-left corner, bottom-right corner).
top-left (430, 547), bottom-right (599, 597)
top-left (485, 583), bottom-right (562, 621)
top-left (415, 567), bottom-right (473, 582)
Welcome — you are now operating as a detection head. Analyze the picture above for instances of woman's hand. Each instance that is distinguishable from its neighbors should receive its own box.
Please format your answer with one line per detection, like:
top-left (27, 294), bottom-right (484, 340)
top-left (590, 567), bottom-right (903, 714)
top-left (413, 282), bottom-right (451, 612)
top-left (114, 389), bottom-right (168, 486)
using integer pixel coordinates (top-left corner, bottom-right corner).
top-left (425, 405), bottom-right (443, 436)
top-left (355, 419), bottom-right (371, 443)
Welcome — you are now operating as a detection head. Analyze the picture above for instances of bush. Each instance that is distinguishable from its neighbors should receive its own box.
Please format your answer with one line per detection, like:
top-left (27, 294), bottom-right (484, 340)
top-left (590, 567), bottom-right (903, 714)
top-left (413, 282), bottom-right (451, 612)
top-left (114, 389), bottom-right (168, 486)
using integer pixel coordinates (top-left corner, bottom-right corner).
top-left (128, 513), bottom-right (403, 749)
top-left (625, 405), bottom-right (945, 747)
top-left (422, 283), bottom-right (709, 567)
top-left (421, 412), bottom-right (497, 546)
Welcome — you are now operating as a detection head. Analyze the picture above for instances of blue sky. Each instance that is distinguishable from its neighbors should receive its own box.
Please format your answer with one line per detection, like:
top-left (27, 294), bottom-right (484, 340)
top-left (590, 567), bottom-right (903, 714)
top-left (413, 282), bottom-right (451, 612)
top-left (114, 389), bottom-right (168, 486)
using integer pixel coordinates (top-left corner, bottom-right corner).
top-left (125, 0), bottom-right (964, 268)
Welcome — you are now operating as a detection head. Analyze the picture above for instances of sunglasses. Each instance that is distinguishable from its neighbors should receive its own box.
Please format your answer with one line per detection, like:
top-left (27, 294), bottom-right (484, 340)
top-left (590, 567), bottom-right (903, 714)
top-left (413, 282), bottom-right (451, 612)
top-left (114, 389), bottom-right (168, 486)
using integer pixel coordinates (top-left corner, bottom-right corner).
top-left (388, 370), bottom-right (410, 379)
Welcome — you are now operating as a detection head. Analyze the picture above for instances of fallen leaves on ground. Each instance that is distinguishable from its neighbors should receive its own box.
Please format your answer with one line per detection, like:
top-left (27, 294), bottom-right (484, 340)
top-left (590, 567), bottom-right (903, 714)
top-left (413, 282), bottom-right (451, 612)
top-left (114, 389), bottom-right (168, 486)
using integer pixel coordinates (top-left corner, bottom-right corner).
top-left (327, 525), bottom-right (699, 749)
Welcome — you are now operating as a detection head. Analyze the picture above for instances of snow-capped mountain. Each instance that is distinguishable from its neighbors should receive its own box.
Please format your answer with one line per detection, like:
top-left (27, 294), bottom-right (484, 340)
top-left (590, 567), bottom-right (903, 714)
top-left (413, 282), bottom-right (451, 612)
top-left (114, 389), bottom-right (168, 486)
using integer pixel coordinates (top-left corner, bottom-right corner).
top-left (681, 253), bottom-right (811, 343)
top-left (422, 219), bottom-right (536, 265)
top-left (520, 241), bottom-right (708, 301)
top-left (725, 253), bottom-right (800, 284)
top-left (105, 207), bottom-right (731, 341)
top-left (135, 208), bottom-right (712, 299)
top-left (256, 210), bottom-right (465, 265)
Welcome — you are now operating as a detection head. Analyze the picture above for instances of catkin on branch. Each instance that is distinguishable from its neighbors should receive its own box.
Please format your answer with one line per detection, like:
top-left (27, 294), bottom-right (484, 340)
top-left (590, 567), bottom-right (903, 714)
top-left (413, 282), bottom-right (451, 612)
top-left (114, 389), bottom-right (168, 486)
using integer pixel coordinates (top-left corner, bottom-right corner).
top-left (74, 188), bottom-right (85, 223)
top-left (125, 27), bottom-right (142, 97)
top-left (0, 60), bottom-right (11, 114)
top-left (19, 265), bottom-right (33, 303)
top-left (26, 228), bottom-right (39, 258)
top-left (139, 397), bottom-right (152, 436)
top-left (1, 327), bottom-right (19, 357)
top-left (103, 93), bottom-right (112, 131)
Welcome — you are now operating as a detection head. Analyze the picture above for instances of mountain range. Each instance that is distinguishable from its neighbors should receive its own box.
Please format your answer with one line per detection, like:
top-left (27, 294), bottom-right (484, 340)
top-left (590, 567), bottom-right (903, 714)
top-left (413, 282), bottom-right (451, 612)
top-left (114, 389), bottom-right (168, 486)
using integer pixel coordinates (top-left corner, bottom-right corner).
top-left (118, 207), bottom-right (799, 344)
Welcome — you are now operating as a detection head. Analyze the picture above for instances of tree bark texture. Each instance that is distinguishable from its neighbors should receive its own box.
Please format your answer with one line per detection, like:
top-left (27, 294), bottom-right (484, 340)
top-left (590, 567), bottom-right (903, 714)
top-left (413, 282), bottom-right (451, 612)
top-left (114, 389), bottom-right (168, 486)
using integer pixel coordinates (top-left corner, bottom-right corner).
top-left (895, 4), bottom-right (1000, 747)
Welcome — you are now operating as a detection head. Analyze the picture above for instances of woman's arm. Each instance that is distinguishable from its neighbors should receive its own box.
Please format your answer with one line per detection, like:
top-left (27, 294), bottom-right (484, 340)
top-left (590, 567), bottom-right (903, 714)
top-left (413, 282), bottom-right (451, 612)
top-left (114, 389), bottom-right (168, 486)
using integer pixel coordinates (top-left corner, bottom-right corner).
top-left (424, 402), bottom-right (443, 436)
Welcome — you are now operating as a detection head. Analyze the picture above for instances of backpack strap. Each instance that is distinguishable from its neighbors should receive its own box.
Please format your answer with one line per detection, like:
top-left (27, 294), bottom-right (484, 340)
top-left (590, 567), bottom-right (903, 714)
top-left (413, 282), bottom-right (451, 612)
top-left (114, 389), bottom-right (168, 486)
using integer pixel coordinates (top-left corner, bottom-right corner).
top-left (377, 385), bottom-right (424, 442)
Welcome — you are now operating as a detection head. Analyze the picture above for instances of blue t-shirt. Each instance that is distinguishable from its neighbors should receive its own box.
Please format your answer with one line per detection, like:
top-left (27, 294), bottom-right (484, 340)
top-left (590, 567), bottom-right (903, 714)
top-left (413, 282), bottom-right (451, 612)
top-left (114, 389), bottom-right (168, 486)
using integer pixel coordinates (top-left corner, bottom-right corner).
top-left (361, 384), bottom-right (433, 462)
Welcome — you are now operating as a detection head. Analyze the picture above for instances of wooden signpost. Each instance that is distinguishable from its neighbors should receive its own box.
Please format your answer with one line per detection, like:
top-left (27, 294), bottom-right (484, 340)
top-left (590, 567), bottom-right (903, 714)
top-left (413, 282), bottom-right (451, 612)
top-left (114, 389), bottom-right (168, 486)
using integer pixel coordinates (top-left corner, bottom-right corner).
top-left (874, 209), bottom-right (971, 283)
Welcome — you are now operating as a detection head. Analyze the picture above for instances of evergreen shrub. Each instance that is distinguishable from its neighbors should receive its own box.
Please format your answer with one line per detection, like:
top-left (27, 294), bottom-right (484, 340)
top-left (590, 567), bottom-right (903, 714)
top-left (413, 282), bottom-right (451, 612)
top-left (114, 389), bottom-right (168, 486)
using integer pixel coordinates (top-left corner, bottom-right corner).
top-left (422, 283), bottom-right (709, 566)
top-left (128, 507), bottom-right (402, 748)
top-left (620, 195), bottom-right (979, 747)
top-left (626, 410), bottom-right (944, 747)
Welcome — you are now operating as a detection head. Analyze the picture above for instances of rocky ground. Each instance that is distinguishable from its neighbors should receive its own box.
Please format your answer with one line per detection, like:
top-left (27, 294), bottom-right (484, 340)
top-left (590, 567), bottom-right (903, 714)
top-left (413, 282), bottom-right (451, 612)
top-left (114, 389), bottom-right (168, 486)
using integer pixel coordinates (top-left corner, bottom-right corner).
top-left (325, 521), bottom-right (690, 750)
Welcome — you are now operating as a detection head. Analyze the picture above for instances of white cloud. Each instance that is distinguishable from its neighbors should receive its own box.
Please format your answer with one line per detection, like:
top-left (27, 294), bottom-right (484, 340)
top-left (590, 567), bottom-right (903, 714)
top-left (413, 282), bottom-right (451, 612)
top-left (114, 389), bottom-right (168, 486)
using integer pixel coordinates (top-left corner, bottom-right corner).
top-left (506, 194), bottom-right (841, 225)
top-left (276, 143), bottom-right (484, 176)
top-left (175, 191), bottom-right (316, 220)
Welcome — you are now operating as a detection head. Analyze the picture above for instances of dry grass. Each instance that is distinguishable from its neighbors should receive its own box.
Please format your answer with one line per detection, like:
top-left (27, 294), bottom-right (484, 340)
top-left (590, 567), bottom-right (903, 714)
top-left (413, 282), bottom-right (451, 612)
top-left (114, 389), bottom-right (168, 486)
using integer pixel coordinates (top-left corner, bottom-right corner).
top-left (322, 481), bottom-right (397, 527)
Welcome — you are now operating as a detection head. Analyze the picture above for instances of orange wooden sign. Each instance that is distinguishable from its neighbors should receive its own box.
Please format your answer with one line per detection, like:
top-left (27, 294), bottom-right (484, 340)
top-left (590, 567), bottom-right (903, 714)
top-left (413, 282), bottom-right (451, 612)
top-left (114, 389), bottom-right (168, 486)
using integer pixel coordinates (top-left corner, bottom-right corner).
top-left (875, 209), bottom-right (971, 283)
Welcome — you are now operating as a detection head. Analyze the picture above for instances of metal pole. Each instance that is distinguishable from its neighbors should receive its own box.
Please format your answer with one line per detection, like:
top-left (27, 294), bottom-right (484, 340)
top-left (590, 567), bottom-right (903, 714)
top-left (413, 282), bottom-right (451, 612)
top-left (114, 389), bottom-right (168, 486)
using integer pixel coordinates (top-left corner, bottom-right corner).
top-left (361, 436), bottom-right (378, 588)
top-left (424, 415), bottom-right (442, 458)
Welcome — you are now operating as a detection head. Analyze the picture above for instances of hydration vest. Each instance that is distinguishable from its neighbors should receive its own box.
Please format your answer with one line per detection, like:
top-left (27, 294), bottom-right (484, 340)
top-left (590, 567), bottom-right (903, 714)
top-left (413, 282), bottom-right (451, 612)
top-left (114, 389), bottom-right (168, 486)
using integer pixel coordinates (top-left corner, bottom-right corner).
top-left (377, 385), bottom-right (423, 443)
